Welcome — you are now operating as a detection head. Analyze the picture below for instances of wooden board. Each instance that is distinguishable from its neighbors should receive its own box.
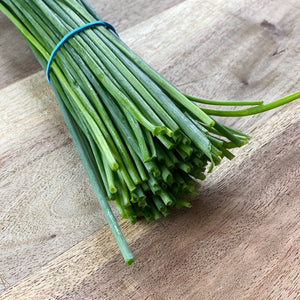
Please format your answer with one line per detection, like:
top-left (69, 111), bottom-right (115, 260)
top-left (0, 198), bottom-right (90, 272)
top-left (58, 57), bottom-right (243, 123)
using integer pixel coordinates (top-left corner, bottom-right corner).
top-left (0, 0), bottom-right (299, 299)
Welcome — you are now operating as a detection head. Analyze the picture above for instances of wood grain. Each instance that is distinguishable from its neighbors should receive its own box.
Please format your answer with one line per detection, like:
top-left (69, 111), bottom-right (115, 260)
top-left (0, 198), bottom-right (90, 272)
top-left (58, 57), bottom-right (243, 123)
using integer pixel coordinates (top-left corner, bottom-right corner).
top-left (1, 102), bottom-right (299, 300)
top-left (0, 0), bottom-right (299, 298)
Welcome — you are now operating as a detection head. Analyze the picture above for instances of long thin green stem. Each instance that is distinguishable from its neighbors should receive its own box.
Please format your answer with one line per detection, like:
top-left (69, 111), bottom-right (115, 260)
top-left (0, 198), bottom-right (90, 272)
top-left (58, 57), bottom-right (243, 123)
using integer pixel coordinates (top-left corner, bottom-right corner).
top-left (184, 94), bottom-right (264, 106)
top-left (51, 74), bottom-right (134, 265)
top-left (1, 0), bottom-right (299, 266)
top-left (200, 91), bottom-right (300, 116)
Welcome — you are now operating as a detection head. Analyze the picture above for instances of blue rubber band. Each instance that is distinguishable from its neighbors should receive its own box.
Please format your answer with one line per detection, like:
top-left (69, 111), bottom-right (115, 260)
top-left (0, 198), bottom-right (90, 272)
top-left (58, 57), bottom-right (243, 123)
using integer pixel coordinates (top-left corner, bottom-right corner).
top-left (46, 20), bottom-right (118, 83)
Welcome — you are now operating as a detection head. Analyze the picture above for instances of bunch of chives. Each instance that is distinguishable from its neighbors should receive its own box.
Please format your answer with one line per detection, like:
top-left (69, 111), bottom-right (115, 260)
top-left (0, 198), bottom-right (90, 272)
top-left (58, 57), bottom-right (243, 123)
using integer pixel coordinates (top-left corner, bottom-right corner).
top-left (1, 0), bottom-right (299, 265)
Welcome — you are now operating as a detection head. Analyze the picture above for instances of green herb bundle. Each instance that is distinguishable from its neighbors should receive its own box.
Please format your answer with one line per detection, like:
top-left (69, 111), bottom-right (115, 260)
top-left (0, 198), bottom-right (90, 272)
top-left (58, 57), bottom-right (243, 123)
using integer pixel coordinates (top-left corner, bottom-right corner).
top-left (1, 0), bottom-right (299, 265)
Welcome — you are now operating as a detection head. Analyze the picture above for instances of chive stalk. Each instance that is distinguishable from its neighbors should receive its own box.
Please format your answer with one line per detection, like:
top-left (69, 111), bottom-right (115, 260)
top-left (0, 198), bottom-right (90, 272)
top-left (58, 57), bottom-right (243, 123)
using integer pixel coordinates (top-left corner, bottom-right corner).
top-left (1, 0), bottom-right (299, 265)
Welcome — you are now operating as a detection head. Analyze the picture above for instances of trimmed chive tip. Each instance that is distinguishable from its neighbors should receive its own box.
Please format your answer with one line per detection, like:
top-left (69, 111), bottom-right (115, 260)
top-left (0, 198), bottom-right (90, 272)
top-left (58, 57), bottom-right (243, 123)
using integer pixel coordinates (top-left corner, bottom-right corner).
top-left (1, 0), bottom-right (298, 264)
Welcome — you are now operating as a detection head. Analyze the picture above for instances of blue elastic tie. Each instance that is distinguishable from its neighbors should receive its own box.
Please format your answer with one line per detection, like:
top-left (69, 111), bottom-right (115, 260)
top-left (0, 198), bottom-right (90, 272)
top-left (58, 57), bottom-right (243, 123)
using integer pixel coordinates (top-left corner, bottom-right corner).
top-left (46, 20), bottom-right (118, 83)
